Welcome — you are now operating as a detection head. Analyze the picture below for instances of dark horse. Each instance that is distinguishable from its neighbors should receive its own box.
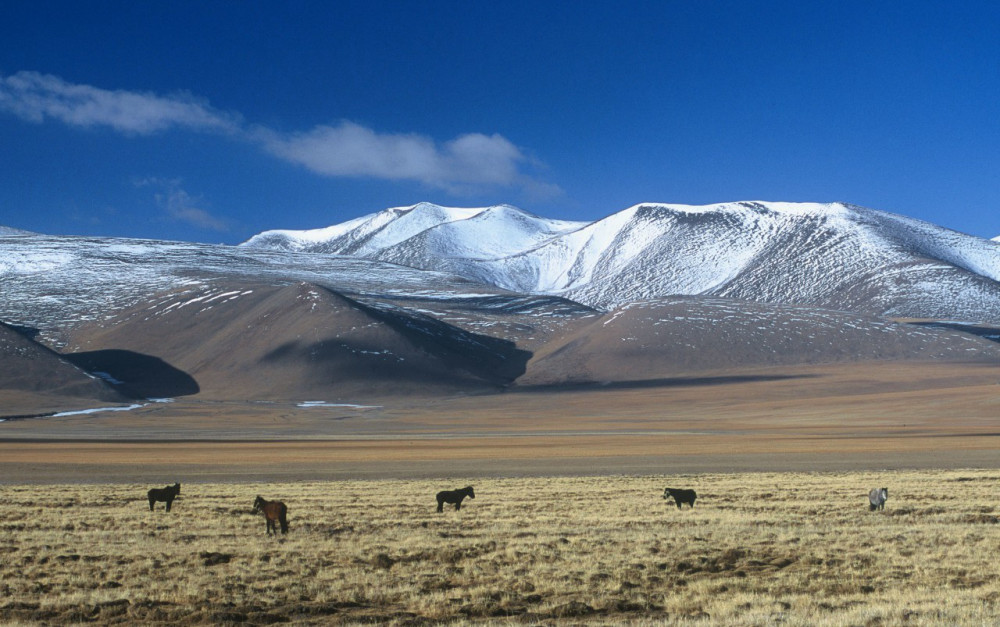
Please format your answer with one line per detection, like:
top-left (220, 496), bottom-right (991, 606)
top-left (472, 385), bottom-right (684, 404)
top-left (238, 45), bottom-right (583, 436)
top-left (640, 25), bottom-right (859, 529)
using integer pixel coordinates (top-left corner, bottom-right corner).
top-left (252, 496), bottom-right (289, 535)
top-left (147, 483), bottom-right (181, 512)
top-left (663, 487), bottom-right (697, 509)
top-left (436, 486), bottom-right (475, 512)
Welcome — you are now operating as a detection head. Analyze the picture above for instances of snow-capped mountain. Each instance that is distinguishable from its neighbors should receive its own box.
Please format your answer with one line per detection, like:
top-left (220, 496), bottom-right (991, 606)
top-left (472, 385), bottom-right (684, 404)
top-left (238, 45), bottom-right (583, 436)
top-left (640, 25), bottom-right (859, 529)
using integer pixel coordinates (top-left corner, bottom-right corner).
top-left (5, 204), bottom-right (1000, 411)
top-left (243, 201), bottom-right (1000, 322)
top-left (0, 225), bottom-right (34, 236)
top-left (243, 202), bottom-right (586, 258)
top-left (0, 231), bottom-right (590, 349)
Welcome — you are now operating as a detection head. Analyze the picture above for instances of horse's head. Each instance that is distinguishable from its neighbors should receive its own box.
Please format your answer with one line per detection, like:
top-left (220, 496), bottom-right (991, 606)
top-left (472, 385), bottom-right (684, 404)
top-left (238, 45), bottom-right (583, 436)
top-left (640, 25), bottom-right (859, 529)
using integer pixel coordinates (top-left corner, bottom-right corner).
top-left (663, 488), bottom-right (672, 499)
top-left (174, 483), bottom-right (181, 493)
top-left (466, 486), bottom-right (475, 499)
top-left (252, 496), bottom-right (264, 512)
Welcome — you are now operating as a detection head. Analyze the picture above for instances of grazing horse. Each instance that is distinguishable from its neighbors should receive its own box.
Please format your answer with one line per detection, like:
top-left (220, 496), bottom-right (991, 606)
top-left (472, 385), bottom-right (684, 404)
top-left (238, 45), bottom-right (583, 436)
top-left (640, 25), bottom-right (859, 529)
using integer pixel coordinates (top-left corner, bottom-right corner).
top-left (147, 483), bottom-right (181, 512)
top-left (663, 488), bottom-right (697, 509)
top-left (252, 496), bottom-right (289, 535)
top-left (436, 486), bottom-right (475, 512)
top-left (869, 487), bottom-right (888, 511)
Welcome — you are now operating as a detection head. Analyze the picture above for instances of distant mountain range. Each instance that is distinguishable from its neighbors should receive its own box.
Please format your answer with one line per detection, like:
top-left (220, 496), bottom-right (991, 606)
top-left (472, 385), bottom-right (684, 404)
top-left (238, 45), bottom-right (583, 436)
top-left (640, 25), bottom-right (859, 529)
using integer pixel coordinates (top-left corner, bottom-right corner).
top-left (244, 201), bottom-right (1000, 321)
top-left (3, 200), bottom-right (1000, 414)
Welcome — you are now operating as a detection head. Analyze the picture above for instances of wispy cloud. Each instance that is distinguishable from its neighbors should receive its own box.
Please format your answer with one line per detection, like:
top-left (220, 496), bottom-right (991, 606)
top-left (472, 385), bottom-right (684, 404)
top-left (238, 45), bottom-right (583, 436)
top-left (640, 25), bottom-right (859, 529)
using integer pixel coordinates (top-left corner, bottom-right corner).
top-left (0, 71), bottom-right (238, 135)
top-left (256, 122), bottom-right (533, 193)
top-left (136, 178), bottom-right (230, 232)
top-left (0, 71), bottom-right (558, 195)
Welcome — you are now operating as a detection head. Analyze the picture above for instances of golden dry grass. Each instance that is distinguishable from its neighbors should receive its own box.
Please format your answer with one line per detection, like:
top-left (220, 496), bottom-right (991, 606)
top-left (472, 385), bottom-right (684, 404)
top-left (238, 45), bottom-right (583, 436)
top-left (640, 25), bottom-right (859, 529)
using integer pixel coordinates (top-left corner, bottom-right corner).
top-left (3, 470), bottom-right (1000, 625)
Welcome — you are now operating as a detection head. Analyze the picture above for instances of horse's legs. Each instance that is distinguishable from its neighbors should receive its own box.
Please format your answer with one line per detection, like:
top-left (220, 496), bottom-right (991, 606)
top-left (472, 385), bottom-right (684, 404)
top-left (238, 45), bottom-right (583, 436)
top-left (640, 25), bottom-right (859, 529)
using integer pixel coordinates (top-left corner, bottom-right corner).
top-left (165, 498), bottom-right (172, 512)
top-left (148, 497), bottom-right (155, 512)
top-left (437, 499), bottom-right (444, 513)
top-left (455, 500), bottom-right (461, 510)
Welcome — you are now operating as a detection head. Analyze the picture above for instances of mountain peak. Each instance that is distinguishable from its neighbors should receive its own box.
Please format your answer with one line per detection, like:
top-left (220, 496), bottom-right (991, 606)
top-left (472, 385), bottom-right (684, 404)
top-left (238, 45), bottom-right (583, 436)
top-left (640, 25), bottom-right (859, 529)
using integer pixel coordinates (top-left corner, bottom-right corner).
top-left (397, 201), bottom-right (491, 221)
top-left (0, 225), bottom-right (36, 236)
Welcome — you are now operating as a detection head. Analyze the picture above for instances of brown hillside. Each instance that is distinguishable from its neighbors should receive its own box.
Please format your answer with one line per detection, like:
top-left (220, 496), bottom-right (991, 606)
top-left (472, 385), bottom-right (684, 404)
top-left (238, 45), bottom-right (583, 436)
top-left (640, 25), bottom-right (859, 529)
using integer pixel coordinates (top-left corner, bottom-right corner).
top-left (518, 297), bottom-right (1000, 387)
top-left (64, 281), bottom-right (530, 402)
top-left (0, 322), bottom-right (125, 416)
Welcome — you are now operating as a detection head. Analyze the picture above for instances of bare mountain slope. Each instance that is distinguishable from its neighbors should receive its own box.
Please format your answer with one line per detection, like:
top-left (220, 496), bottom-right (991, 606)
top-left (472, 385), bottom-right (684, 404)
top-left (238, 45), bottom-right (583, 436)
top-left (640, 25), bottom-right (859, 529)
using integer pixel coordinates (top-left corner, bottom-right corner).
top-left (518, 297), bottom-right (1000, 387)
top-left (65, 281), bottom-right (530, 401)
top-left (0, 322), bottom-right (125, 416)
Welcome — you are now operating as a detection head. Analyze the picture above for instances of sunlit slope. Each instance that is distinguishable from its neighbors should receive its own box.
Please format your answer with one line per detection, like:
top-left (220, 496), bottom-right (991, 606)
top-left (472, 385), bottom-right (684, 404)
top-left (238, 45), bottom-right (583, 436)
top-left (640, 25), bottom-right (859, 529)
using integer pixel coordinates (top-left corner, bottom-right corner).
top-left (518, 297), bottom-right (1000, 386)
top-left (65, 282), bottom-right (529, 401)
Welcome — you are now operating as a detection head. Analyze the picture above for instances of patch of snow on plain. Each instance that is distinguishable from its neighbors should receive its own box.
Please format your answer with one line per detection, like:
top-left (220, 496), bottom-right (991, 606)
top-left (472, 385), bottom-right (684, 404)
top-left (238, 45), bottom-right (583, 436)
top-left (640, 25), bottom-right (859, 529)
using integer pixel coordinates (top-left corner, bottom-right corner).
top-left (52, 404), bottom-right (146, 417)
top-left (297, 401), bottom-right (382, 409)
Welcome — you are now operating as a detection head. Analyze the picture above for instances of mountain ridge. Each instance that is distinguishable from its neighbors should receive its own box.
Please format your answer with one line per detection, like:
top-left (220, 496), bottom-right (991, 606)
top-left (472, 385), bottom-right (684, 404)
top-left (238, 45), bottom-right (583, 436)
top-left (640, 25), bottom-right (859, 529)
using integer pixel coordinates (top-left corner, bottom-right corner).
top-left (5, 204), bottom-right (1000, 412)
top-left (242, 201), bottom-right (1000, 322)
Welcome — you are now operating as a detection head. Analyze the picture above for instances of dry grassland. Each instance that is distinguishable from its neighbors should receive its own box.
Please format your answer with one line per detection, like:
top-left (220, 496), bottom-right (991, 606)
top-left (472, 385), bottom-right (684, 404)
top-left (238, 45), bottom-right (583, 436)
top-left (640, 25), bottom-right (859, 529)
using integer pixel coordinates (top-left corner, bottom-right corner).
top-left (3, 469), bottom-right (1000, 625)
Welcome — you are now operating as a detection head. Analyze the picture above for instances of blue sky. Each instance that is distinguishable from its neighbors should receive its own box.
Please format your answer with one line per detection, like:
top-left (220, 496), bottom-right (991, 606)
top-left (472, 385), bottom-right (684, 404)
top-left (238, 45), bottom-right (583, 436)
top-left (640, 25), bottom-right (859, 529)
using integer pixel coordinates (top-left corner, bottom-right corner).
top-left (1, 2), bottom-right (998, 243)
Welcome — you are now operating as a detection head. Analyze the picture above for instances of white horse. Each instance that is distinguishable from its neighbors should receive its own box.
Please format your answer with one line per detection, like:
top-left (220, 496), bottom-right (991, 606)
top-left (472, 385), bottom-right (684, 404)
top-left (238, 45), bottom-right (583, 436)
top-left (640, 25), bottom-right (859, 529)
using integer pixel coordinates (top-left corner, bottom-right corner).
top-left (868, 487), bottom-right (888, 511)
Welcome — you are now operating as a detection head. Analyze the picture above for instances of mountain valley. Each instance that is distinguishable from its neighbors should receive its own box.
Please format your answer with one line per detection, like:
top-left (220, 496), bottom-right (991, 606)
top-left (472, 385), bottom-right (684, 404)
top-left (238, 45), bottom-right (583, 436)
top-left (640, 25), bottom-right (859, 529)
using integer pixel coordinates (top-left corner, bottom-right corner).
top-left (2, 200), bottom-right (1000, 478)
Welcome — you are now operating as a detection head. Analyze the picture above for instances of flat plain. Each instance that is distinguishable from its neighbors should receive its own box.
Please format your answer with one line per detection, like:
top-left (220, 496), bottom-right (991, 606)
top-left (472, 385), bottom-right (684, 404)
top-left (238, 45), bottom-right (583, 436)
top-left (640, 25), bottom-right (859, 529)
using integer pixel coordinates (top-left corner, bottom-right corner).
top-left (3, 470), bottom-right (1000, 625)
top-left (3, 360), bottom-right (1000, 624)
top-left (2, 361), bottom-right (999, 482)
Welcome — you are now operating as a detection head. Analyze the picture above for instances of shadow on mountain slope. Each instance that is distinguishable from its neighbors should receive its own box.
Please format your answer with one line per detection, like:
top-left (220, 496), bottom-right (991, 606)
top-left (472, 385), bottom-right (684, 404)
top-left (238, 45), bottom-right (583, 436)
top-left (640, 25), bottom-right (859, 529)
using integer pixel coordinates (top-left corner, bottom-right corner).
top-left (513, 373), bottom-right (818, 393)
top-left (64, 350), bottom-right (200, 399)
top-left (6, 323), bottom-right (41, 341)
top-left (1, 321), bottom-right (128, 416)
top-left (906, 322), bottom-right (1000, 344)
top-left (353, 297), bottom-right (531, 384)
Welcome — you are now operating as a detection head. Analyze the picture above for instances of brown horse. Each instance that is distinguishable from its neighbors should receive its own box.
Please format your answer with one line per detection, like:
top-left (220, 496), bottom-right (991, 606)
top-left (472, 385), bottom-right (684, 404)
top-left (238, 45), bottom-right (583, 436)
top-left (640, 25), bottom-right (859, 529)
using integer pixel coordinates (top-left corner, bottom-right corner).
top-left (147, 483), bottom-right (180, 512)
top-left (252, 496), bottom-right (289, 535)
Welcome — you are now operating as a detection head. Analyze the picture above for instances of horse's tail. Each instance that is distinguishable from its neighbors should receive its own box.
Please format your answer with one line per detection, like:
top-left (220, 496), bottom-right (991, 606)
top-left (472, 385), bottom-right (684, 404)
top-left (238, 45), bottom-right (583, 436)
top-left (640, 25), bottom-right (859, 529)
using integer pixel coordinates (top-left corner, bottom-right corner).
top-left (280, 506), bottom-right (289, 533)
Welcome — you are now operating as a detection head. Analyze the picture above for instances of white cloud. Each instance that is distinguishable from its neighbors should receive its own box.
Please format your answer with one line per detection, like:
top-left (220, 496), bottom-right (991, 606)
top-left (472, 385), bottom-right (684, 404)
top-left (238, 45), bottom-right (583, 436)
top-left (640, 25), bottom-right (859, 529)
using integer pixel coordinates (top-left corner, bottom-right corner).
top-left (137, 178), bottom-right (230, 232)
top-left (0, 71), bottom-right (239, 135)
top-left (256, 122), bottom-right (538, 192)
top-left (1, 71), bottom-right (559, 195)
